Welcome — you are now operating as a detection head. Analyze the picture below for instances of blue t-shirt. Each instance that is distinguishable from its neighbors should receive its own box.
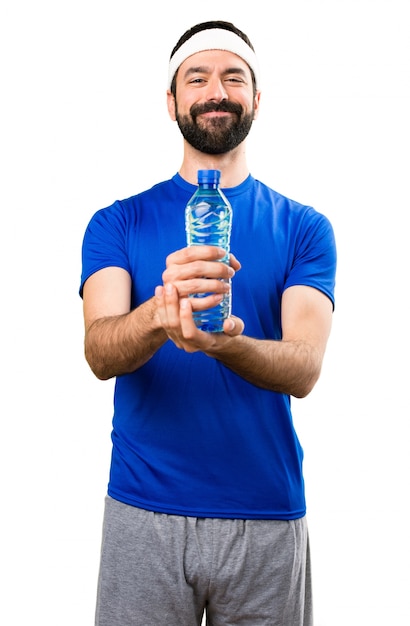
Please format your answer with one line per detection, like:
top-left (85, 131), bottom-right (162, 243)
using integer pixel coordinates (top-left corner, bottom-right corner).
top-left (80, 174), bottom-right (336, 519)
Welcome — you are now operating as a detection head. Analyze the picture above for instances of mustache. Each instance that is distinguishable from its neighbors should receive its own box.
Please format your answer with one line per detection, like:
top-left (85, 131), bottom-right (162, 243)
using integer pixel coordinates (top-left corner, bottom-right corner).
top-left (190, 101), bottom-right (243, 118)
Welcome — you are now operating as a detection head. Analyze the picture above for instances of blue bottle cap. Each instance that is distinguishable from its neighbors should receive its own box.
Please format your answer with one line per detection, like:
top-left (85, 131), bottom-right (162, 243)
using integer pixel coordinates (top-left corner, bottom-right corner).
top-left (197, 169), bottom-right (221, 184)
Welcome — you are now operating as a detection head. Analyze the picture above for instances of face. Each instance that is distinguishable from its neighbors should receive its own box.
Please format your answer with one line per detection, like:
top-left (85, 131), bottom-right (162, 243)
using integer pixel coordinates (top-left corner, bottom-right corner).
top-left (168, 50), bottom-right (260, 155)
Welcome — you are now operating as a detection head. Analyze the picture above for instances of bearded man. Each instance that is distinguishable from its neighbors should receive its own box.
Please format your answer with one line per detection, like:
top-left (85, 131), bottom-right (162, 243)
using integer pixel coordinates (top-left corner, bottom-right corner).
top-left (80, 20), bottom-right (337, 626)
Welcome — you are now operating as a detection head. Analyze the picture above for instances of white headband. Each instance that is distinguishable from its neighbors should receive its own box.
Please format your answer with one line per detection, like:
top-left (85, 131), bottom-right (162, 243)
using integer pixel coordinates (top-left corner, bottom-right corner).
top-left (168, 28), bottom-right (260, 90)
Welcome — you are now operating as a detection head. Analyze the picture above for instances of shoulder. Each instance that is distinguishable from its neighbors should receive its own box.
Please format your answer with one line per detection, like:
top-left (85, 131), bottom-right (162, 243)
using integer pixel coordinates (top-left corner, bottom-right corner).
top-left (243, 177), bottom-right (334, 232)
top-left (85, 178), bottom-right (179, 228)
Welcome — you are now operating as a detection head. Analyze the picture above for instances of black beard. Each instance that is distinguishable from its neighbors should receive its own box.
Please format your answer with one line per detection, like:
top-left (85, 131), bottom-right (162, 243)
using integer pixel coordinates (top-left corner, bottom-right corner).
top-left (175, 101), bottom-right (254, 155)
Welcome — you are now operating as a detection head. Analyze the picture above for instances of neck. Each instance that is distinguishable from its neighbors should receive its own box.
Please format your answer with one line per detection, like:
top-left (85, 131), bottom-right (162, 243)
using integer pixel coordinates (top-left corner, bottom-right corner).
top-left (178, 140), bottom-right (249, 187)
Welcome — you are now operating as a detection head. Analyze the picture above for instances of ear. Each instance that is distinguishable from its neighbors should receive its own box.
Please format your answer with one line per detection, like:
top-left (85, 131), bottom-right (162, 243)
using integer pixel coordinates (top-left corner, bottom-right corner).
top-left (167, 90), bottom-right (176, 121)
top-left (253, 90), bottom-right (261, 120)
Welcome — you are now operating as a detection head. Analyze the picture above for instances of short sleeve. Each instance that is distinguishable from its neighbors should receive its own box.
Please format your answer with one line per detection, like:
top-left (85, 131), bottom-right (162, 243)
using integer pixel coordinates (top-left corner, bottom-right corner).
top-left (79, 201), bottom-right (131, 297)
top-left (284, 208), bottom-right (337, 308)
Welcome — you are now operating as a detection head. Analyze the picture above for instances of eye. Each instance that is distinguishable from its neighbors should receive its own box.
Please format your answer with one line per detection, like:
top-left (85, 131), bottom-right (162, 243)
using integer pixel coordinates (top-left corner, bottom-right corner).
top-left (187, 75), bottom-right (208, 86)
top-left (225, 76), bottom-right (246, 84)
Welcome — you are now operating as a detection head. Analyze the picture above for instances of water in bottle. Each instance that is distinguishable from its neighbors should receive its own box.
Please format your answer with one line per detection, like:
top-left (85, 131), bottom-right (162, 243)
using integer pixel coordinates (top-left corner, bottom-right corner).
top-left (185, 169), bottom-right (233, 332)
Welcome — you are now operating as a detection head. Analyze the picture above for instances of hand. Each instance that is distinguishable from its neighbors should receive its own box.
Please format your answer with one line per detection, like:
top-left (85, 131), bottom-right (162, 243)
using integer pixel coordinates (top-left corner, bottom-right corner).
top-left (156, 245), bottom-right (243, 352)
top-left (162, 245), bottom-right (241, 307)
top-left (155, 282), bottom-right (244, 353)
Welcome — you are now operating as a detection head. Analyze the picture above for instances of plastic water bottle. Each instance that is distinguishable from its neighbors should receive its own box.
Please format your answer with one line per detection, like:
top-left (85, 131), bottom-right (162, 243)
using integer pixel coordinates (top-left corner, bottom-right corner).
top-left (185, 169), bottom-right (233, 332)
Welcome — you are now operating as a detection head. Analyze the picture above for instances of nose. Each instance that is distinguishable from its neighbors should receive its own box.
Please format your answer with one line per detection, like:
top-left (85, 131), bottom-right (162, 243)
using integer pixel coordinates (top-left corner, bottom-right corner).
top-left (205, 76), bottom-right (228, 102)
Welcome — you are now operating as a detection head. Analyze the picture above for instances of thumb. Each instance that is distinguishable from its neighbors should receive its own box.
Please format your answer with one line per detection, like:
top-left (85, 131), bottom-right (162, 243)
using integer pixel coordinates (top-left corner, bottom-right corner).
top-left (223, 316), bottom-right (245, 336)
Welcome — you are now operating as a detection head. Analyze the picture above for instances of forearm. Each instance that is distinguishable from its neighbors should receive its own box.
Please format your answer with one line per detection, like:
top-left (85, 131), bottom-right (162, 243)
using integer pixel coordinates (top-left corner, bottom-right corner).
top-left (206, 334), bottom-right (323, 398)
top-left (84, 297), bottom-right (168, 380)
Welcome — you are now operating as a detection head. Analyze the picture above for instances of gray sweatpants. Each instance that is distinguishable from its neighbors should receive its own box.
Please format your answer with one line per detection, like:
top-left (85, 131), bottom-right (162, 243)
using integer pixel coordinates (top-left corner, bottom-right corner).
top-left (95, 496), bottom-right (313, 626)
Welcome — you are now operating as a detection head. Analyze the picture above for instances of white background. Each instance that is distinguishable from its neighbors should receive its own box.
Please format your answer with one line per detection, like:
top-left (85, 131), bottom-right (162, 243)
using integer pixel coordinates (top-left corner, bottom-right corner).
top-left (1, 1), bottom-right (409, 624)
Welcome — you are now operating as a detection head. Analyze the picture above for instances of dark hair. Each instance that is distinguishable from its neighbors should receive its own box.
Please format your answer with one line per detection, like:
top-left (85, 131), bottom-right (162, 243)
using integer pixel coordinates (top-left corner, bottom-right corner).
top-left (169, 20), bottom-right (256, 96)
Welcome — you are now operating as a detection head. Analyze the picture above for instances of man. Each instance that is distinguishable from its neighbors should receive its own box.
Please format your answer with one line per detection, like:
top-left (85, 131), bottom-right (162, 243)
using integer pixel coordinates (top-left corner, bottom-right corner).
top-left (80, 20), bottom-right (336, 626)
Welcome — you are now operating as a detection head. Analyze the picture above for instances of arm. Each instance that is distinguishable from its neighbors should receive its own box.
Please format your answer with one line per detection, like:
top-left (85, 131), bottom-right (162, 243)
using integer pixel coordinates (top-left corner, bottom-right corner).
top-left (83, 267), bottom-right (167, 380)
top-left (156, 281), bottom-right (333, 398)
top-left (82, 247), bottom-right (235, 380)
top-left (206, 285), bottom-right (333, 397)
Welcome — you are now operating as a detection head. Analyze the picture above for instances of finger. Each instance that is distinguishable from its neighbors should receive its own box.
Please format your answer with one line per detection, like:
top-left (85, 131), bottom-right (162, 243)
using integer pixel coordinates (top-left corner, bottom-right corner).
top-left (155, 284), bottom-right (170, 328)
top-left (173, 277), bottom-right (231, 298)
top-left (163, 259), bottom-right (235, 284)
top-left (229, 253), bottom-right (242, 271)
top-left (179, 298), bottom-right (208, 347)
top-left (222, 315), bottom-right (245, 336)
top-left (166, 245), bottom-right (227, 267)
top-left (155, 283), bottom-right (180, 332)
top-left (189, 293), bottom-right (224, 311)
top-left (163, 282), bottom-right (183, 330)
